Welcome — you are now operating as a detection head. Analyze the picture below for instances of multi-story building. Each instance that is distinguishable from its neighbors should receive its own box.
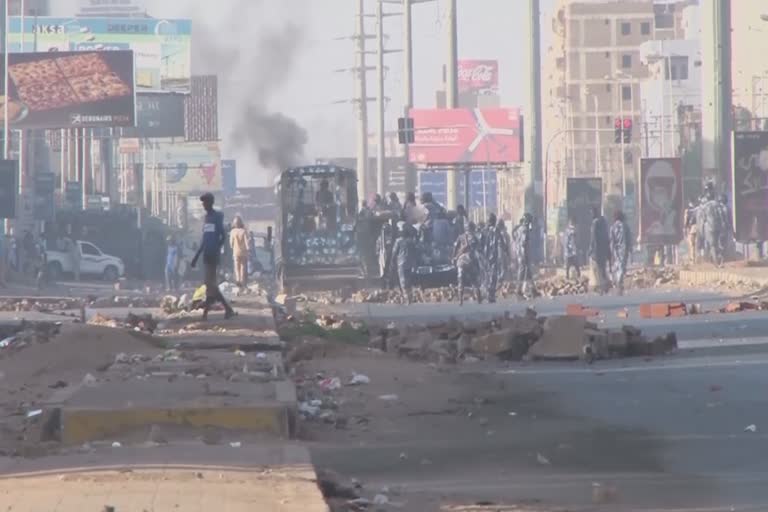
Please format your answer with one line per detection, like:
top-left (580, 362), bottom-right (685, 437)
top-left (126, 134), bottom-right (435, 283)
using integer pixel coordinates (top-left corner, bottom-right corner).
top-left (731, 0), bottom-right (768, 128)
top-left (542, 0), bottom-right (692, 209)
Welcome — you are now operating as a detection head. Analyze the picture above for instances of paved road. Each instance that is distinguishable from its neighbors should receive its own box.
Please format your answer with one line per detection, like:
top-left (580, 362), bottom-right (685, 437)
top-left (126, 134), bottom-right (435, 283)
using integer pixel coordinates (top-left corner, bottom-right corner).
top-left (311, 346), bottom-right (768, 511)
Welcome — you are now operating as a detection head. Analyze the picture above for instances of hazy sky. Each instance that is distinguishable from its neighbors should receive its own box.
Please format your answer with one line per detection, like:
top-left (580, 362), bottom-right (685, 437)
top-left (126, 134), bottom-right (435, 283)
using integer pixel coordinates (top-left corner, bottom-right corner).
top-left (55, 0), bottom-right (557, 186)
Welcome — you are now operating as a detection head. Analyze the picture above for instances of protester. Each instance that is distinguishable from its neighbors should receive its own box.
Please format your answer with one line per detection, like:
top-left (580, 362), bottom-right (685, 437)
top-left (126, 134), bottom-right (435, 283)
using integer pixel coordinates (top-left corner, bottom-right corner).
top-left (453, 222), bottom-right (483, 306)
top-left (514, 213), bottom-right (536, 299)
top-left (389, 222), bottom-right (417, 304)
top-left (564, 217), bottom-right (580, 279)
top-left (190, 193), bottom-right (235, 320)
top-left (589, 207), bottom-right (611, 294)
top-left (609, 210), bottom-right (632, 296)
top-left (684, 200), bottom-right (698, 264)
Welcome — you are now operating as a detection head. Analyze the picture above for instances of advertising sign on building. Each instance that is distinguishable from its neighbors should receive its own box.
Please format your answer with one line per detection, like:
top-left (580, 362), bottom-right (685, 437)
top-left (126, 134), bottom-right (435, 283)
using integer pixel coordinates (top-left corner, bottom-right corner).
top-left (33, 172), bottom-right (56, 221)
top-left (9, 16), bottom-right (191, 93)
top-left (154, 141), bottom-right (222, 193)
top-left (417, 169), bottom-right (498, 210)
top-left (222, 159), bottom-right (237, 196)
top-left (122, 92), bottom-right (185, 138)
top-left (732, 132), bottom-right (768, 242)
top-left (408, 108), bottom-right (522, 165)
top-left (0, 50), bottom-right (135, 129)
top-left (639, 158), bottom-right (683, 245)
top-left (458, 60), bottom-right (499, 96)
top-left (566, 177), bottom-right (602, 263)
top-left (0, 160), bottom-right (17, 219)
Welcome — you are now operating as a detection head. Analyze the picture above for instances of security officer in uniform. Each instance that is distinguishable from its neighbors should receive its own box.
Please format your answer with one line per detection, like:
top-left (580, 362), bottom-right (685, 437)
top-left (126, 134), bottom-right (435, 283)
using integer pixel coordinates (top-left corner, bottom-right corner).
top-left (514, 213), bottom-right (536, 299)
top-left (589, 206), bottom-right (611, 294)
top-left (389, 222), bottom-right (417, 304)
top-left (609, 210), bottom-right (632, 295)
top-left (564, 217), bottom-right (580, 279)
top-left (482, 214), bottom-right (509, 303)
top-left (453, 222), bottom-right (483, 306)
top-left (701, 185), bottom-right (724, 267)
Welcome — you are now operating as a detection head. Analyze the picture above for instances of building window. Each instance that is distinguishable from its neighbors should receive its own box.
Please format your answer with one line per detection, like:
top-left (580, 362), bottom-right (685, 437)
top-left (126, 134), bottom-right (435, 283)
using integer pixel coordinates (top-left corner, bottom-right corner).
top-left (641, 21), bottom-right (651, 35)
top-left (621, 22), bottom-right (631, 35)
top-left (622, 84), bottom-right (632, 101)
top-left (605, 83), bottom-right (612, 92)
top-left (622, 54), bottom-right (632, 69)
top-left (624, 150), bottom-right (633, 165)
top-left (665, 55), bottom-right (689, 81)
top-left (605, 51), bottom-right (610, 58)
top-left (604, 19), bottom-right (610, 25)
top-left (654, 4), bottom-right (675, 30)
top-left (605, 116), bottom-right (612, 125)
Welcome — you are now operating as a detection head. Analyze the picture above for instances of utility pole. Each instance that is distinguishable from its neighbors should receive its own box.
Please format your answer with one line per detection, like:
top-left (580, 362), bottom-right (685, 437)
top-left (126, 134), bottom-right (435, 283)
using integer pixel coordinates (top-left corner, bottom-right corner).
top-left (445, 0), bottom-right (459, 210)
top-left (356, 0), bottom-right (370, 203)
top-left (376, 0), bottom-right (385, 195)
top-left (526, 0), bottom-right (543, 219)
top-left (402, 0), bottom-right (415, 193)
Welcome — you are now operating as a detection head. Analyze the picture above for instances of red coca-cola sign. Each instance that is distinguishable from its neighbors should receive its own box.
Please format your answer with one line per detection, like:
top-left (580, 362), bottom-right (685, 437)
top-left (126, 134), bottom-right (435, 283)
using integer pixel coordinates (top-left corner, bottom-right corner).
top-left (458, 59), bottom-right (499, 95)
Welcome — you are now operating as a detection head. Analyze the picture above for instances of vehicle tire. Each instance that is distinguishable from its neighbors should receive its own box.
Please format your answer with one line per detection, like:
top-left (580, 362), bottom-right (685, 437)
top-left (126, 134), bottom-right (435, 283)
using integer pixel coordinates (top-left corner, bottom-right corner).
top-left (103, 265), bottom-right (119, 282)
top-left (47, 261), bottom-right (62, 282)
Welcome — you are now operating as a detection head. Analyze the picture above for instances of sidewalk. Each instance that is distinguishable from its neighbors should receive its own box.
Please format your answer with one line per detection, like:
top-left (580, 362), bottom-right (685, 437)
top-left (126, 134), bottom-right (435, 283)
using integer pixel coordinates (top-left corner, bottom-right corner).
top-left (680, 265), bottom-right (768, 289)
top-left (0, 444), bottom-right (328, 512)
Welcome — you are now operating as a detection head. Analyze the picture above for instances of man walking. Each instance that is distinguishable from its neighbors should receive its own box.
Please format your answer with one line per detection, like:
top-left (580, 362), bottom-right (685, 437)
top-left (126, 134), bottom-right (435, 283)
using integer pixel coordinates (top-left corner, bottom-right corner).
top-left (701, 186), bottom-right (724, 267)
top-left (389, 223), bottom-right (417, 304)
top-left (514, 213), bottom-right (536, 299)
top-left (564, 217), bottom-right (580, 279)
top-left (191, 193), bottom-right (235, 320)
top-left (589, 207), bottom-right (611, 294)
top-left (684, 200), bottom-right (698, 264)
top-left (609, 210), bottom-right (632, 295)
top-left (453, 222), bottom-right (483, 306)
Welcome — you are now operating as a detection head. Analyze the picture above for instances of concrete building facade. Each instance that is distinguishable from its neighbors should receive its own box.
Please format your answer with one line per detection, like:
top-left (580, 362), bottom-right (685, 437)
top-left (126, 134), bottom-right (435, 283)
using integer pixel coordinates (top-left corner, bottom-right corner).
top-left (542, 0), bottom-right (692, 209)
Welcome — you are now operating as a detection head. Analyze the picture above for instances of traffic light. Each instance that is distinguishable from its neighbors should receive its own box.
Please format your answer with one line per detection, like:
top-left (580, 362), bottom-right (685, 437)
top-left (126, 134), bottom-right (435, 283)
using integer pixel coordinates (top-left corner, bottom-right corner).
top-left (623, 118), bottom-right (633, 143)
top-left (614, 118), bottom-right (622, 144)
top-left (398, 117), bottom-right (415, 144)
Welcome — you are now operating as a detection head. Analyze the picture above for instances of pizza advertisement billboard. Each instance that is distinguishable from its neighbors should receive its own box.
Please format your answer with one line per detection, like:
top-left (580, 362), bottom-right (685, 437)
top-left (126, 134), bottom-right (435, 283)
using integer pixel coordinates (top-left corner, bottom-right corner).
top-left (154, 141), bottom-right (222, 193)
top-left (408, 108), bottom-right (522, 165)
top-left (639, 158), bottom-right (684, 245)
top-left (566, 178), bottom-right (602, 264)
top-left (0, 50), bottom-right (136, 129)
top-left (732, 132), bottom-right (768, 242)
top-left (458, 60), bottom-right (499, 96)
top-left (9, 17), bottom-right (192, 93)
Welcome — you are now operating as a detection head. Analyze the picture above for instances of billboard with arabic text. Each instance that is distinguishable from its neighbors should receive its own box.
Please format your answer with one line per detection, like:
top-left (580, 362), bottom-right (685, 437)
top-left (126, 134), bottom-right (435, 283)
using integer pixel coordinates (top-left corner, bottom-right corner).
top-left (408, 108), bottom-right (522, 165)
top-left (732, 132), bottom-right (768, 242)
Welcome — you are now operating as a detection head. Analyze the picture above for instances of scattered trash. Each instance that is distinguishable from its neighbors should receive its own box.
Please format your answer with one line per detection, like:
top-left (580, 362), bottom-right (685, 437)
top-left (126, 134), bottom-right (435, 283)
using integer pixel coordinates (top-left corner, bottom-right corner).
top-left (373, 494), bottom-right (389, 505)
top-left (26, 409), bottom-right (43, 418)
top-left (379, 394), bottom-right (399, 401)
top-left (234, 350), bottom-right (246, 358)
top-left (508, 412), bottom-right (517, 417)
top-left (256, 352), bottom-right (268, 359)
top-left (349, 373), bottom-right (371, 386)
top-left (0, 335), bottom-right (15, 348)
top-left (48, 380), bottom-right (68, 389)
top-left (536, 453), bottom-right (551, 465)
top-left (229, 442), bottom-right (242, 448)
top-left (745, 424), bottom-right (758, 433)
top-left (111, 442), bottom-right (122, 448)
top-left (299, 402), bottom-right (321, 417)
top-left (319, 377), bottom-right (342, 391)
top-left (82, 373), bottom-right (97, 387)
top-left (399, 452), bottom-right (408, 460)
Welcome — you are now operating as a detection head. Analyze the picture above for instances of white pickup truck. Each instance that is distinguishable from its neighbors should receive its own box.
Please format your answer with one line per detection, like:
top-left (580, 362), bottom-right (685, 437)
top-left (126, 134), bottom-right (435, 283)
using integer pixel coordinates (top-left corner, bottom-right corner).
top-left (46, 241), bottom-right (125, 282)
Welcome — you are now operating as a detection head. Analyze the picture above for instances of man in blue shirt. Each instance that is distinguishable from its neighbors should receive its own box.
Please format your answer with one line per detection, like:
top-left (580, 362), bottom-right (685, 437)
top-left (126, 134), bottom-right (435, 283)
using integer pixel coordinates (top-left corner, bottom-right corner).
top-left (191, 193), bottom-right (235, 320)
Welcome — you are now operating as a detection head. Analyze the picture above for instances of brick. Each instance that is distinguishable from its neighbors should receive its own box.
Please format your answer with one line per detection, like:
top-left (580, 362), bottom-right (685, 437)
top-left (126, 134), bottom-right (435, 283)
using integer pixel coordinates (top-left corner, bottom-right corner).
top-left (639, 303), bottom-right (652, 319)
top-left (566, 303), bottom-right (600, 317)
top-left (650, 303), bottom-right (670, 318)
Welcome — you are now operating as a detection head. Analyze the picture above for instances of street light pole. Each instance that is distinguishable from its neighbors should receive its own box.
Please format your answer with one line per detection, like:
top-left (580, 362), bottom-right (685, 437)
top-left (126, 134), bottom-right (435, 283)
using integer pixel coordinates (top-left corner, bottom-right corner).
top-left (402, 0), bottom-right (415, 194)
top-left (376, 0), bottom-right (385, 195)
top-left (445, 0), bottom-right (459, 210)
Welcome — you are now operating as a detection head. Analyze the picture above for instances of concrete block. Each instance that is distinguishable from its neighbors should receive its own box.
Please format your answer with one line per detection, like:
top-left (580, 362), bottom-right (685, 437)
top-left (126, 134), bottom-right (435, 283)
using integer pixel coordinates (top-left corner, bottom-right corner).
top-left (528, 315), bottom-right (587, 361)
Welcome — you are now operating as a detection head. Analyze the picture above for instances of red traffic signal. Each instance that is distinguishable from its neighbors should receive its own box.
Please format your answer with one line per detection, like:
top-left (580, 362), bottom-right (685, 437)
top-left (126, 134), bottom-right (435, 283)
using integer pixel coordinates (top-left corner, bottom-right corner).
top-left (614, 118), bottom-right (622, 128)
top-left (623, 118), bottom-right (633, 129)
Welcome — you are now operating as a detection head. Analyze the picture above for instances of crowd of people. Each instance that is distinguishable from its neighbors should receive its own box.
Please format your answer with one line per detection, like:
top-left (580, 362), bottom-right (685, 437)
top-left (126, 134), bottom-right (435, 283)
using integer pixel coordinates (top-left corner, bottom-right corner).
top-left (684, 181), bottom-right (733, 268)
top-left (357, 191), bottom-right (546, 305)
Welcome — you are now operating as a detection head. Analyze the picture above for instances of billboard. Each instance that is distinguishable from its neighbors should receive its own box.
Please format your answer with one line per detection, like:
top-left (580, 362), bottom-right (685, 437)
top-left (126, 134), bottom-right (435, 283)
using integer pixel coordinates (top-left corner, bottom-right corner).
top-left (1, 50), bottom-right (135, 128)
top-left (121, 92), bottom-right (185, 138)
top-left (458, 60), bottom-right (499, 96)
top-left (154, 141), bottom-right (222, 193)
top-left (33, 172), bottom-right (55, 221)
top-left (417, 169), bottom-right (498, 210)
top-left (0, 161), bottom-right (17, 219)
top-left (732, 132), bottom-right (768, 242)
top-left (408, 108), bottom-right (522, 165)
top-left (222, 159), bottom-right (237, 196)
top-left (9, 16), bottom-right (192, 93)
top-left (566, 178), bottom-right (602, 264)
top-left (639, 158), bottom-right (683, 245)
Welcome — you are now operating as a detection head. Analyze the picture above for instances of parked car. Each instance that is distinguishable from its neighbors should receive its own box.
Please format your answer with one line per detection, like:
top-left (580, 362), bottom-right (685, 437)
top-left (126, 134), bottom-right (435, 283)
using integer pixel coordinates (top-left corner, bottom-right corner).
top-left (46, 241), bottom-right (125, 281)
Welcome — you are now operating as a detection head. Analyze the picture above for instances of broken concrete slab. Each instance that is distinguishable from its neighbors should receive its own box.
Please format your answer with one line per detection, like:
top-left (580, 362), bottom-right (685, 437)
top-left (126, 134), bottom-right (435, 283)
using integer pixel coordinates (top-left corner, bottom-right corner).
top-left (527, 316), bottom-right (588, 361)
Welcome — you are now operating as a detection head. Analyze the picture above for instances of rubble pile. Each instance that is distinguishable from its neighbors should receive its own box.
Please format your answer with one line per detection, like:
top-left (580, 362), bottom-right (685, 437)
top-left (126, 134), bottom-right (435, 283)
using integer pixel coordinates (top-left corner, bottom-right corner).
top-left (88, 312), bottom-right (158, 334)
top-left (0, 321), bottom-right (62, 354)
top-left (369, 309), bottom-right (677, 363)
top-left (627, 267), bottom-right (679, 289)
top-left (0, 298), bottom-right (81, 313)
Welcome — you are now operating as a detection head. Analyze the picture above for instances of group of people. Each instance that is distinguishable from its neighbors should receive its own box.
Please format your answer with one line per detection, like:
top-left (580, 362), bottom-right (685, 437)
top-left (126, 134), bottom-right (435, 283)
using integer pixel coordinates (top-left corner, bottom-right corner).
top-left (563, 207), bottom-right (633, 295)
top-left (0, 229), bottom-right (65, 290)
top-left (684, 182), bottom-right (732, 267)
top-left (365, 191), bottom-right (544, 305)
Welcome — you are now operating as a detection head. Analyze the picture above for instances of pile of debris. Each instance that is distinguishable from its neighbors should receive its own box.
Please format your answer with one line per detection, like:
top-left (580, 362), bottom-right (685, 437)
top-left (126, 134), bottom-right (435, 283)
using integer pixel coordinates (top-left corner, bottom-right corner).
top-left (627, 267), bottom-right (679, 289)
top-left (369, 309), bottom-right (677, 363)
top-left (88, 295), bottom-right (162, 309)
top-left (0, 321), bottom-right (62, 355)
top-left (0, 298), bottom-right (80, 313)
top-left (88, 312), bottom-right (158, 334)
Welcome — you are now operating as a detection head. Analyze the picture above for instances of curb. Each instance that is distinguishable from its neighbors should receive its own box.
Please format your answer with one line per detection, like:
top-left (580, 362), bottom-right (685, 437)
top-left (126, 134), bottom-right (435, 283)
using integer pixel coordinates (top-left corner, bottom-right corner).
top-left (679, 269), bottom-right (768, 288)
